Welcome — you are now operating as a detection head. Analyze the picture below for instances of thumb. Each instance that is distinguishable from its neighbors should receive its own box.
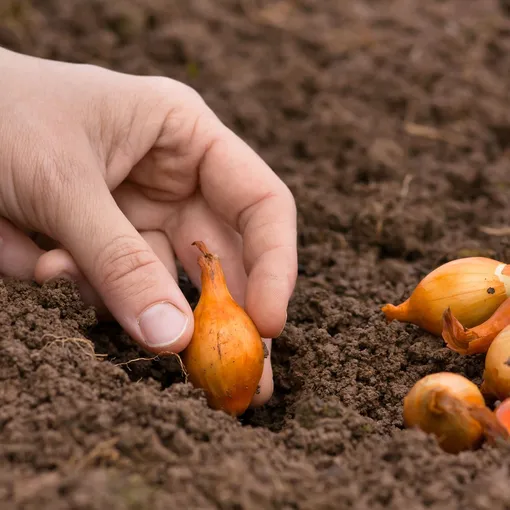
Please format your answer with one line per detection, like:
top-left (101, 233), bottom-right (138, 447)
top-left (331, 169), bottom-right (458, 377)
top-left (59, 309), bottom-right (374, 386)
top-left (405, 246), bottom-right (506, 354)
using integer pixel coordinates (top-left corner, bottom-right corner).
top-left (55, 180), bottom-right (194, 355)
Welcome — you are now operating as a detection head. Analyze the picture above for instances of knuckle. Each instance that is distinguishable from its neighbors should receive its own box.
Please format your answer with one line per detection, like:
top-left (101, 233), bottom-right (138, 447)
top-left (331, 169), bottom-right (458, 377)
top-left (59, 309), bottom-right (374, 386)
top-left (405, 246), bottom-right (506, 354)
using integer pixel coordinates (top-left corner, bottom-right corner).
top-left (152, 76), bottom-right (214, 131)
top-left (177, 82), bottom-right (204, 105)
top-left (97, 236), bottom-right (159, 294)
top-left (27, 140), bottom-right (84, 233)
top-left (281, 184), bottom-right (297, 213)
top-left (148, 76), bottom-right (205, 107)
top-left (170, 79), bottom-right (205, 106)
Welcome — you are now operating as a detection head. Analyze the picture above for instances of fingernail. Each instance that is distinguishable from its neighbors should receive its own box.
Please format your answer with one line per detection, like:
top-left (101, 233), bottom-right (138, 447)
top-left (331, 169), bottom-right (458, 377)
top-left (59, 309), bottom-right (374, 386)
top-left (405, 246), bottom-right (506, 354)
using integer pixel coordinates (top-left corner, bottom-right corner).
top-left (138, 302), bottom-right (188, 348)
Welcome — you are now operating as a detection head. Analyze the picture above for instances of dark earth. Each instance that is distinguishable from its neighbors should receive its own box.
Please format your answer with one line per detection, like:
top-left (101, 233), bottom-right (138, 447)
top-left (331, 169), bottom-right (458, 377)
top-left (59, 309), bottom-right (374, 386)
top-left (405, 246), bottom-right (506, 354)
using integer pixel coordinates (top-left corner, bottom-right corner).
top-left (3, 0), bottom-right (510, 508)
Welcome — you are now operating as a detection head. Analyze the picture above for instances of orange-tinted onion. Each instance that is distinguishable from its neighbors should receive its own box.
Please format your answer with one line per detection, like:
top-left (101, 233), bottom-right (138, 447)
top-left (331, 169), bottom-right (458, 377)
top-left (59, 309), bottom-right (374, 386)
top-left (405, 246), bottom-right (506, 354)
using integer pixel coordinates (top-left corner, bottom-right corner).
top-left (403, 372), bottom-right (506, 453)
top-left (181, 241), bottom-right (265, 417)
top-left (481, 325), bottom-right (510, 401)
top-left (495, 398), bottom-right (510, 433)
top-left (382, 257), bottom-right (510, 336)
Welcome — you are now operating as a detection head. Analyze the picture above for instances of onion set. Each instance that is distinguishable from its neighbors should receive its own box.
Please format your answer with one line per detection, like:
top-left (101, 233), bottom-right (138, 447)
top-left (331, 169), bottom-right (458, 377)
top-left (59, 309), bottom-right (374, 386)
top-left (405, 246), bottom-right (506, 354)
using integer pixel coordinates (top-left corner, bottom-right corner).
top-left (480, 325), bottom-right (510, 401)
top-left (403, 372), bottom-right (508, 453)
top-left (181, 241), bottom-right (265, 417)
top-left (382, 257), bottom-right (510, 336)
top-left (495, 398), bottom-right (510, 433)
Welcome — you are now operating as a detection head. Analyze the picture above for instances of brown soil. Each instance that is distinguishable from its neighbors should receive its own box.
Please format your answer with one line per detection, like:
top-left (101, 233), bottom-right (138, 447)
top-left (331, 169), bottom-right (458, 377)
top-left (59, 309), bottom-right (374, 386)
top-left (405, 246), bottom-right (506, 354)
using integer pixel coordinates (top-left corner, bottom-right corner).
top-left (3, 0), bottom-right (510, 508)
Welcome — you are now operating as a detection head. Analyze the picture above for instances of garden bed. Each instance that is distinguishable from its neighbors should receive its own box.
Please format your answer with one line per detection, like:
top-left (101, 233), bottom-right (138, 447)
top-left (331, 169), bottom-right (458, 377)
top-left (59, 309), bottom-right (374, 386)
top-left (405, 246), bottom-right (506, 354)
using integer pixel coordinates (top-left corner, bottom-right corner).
top-left (2, 0), bottom-right (510, 508)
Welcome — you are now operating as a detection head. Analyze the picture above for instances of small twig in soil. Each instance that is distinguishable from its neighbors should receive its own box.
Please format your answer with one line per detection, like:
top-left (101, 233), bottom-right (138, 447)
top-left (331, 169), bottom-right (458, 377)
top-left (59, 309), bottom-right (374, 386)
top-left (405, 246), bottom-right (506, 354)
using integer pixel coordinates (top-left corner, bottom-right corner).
top-left (114, 356), bottom-right (158, 369)
top-left (39, 334), bottom-right (106, 360)
top-left (372, 202), bottom-right (386, 238)
top-left (399, 174), bottom-right (413, 200)
top-left (403, 122), bottom-right (465, 146)
top-left (479, 226), bottom-right (510, 236)
top-left (114, 352), bottom-right (189, 382)
top-left (69, 437), bottom-right (120, 471)
top-left (404, 122), bottom-right (446, 140)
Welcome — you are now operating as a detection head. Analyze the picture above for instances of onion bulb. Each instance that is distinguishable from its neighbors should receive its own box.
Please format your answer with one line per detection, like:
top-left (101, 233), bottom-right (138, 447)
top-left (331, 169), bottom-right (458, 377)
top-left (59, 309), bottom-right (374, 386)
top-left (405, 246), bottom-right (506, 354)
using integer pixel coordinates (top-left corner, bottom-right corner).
top-left (481, 325), bottom-right (510, 401)
top-left (495, 398), bottom-right (510, 433)
top-left (442, 297), bottom-right (510, 355)
top-left (403, 372), bottom-right (507, 453)
top-left (181, 241), bottom-right (265, 416)
top-left (382, 257), bottom-right (510, 336)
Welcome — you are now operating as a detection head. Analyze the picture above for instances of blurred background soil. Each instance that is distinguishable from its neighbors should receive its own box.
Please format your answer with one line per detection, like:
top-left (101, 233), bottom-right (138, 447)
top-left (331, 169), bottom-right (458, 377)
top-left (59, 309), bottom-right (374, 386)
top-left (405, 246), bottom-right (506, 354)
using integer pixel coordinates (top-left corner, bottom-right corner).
top-left (3, 0), bottom-right (510, 508)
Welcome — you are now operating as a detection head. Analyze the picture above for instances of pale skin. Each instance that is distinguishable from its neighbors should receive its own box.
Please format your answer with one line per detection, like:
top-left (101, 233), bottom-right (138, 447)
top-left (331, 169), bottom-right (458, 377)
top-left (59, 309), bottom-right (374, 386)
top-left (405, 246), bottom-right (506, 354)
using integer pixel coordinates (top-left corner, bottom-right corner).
top-left (0, 47), bottom-right (297, 407)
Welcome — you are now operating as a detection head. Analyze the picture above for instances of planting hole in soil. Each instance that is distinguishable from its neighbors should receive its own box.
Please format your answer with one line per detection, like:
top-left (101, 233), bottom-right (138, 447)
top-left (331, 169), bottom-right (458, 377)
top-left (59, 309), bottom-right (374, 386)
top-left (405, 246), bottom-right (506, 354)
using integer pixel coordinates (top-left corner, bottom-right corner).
top-left (4, 1), bottom-right (510, 509)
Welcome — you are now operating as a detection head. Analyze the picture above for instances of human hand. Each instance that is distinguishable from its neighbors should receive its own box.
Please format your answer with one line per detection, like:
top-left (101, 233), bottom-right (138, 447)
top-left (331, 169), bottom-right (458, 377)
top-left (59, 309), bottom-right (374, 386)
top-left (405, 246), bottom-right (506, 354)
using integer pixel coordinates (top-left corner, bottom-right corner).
top-left (0, 48), bottom-right (297, 406)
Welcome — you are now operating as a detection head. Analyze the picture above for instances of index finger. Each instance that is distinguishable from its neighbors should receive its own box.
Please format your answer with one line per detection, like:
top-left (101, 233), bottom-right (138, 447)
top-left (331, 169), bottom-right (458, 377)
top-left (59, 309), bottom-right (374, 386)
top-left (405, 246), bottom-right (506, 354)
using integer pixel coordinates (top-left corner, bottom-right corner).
top-left (197, 120), bottom-right (297, 338)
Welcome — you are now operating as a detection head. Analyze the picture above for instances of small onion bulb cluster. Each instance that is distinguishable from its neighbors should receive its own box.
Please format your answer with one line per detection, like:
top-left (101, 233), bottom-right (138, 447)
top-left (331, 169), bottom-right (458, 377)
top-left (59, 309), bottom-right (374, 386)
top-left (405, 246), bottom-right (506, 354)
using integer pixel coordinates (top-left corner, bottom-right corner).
top-left (382, 257), bottom-right (510, 452)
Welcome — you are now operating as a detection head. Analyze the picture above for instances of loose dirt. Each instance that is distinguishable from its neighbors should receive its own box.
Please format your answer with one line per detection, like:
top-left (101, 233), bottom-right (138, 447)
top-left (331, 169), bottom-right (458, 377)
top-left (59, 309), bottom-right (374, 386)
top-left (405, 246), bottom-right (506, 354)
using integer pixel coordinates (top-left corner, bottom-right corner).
top-left (3, 0), bottom-right (510, 508)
